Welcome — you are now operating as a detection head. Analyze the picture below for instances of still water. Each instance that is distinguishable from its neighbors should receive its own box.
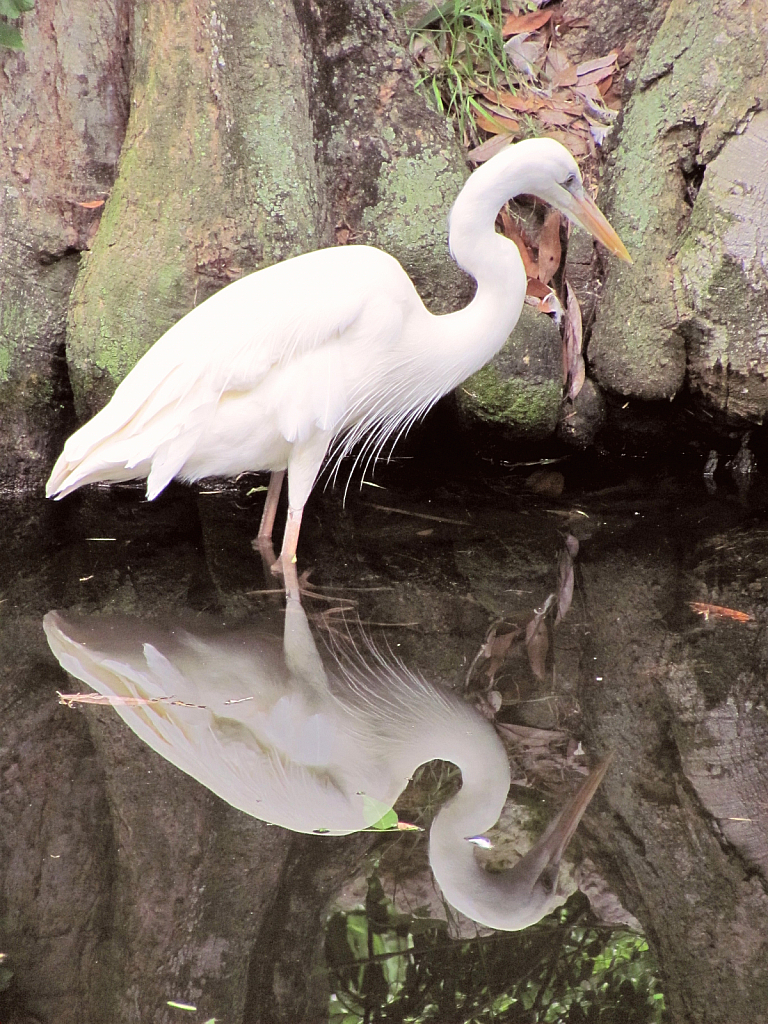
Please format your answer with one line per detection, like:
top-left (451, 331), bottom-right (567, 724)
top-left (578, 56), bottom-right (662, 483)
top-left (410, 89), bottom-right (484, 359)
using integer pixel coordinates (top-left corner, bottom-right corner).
top-left (1, 452), bottom-right (766, 1023)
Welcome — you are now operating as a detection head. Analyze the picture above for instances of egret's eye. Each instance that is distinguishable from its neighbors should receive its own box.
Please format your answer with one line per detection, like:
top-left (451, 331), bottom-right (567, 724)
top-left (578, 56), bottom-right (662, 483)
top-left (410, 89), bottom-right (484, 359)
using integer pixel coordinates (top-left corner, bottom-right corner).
top-left (562, 172), bottom-right (579, 191)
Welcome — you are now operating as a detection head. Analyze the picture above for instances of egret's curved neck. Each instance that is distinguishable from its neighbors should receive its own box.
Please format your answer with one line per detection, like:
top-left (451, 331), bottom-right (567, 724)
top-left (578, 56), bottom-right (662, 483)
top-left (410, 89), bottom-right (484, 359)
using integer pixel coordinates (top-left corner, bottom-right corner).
top-left (435, 148), bottom-right (549, 385)
top-left (403, 711), bottom-right (516, 928)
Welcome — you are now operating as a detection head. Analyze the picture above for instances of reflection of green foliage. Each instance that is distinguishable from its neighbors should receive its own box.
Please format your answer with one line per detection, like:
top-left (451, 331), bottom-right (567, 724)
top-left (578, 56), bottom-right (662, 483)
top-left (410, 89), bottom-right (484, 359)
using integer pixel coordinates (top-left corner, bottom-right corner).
top-left (0, 0), bottom-right (34, 49)
top-left (326, 877), bottom-right (665, 1023)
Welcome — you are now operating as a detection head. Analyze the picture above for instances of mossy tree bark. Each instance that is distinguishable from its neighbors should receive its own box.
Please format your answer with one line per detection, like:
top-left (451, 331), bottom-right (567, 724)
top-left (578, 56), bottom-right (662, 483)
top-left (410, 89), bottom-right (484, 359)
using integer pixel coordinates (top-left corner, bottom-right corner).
top-left (65, 0), bottom-right (471, 420)
top-left (588, 0), bottom-right (768, 419)
top-left (0, 0), bottom-right (471, 487)
top-left (0, 0), bottom-right (130, 491)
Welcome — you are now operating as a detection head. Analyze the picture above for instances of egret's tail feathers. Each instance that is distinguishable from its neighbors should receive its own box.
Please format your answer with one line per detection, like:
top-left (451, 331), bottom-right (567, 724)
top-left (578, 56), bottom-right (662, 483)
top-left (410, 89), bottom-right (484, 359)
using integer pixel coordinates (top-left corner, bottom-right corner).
top-left (46, 450), bottom-right (151, 499)
top-left (45, 362), bottom-right (213, 500)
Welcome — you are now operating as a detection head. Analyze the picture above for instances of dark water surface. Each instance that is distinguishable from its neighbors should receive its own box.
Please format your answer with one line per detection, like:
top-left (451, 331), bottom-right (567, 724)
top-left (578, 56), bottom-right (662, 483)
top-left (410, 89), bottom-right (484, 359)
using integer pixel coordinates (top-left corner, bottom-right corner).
top-left (1, 454), bottom-right (767, 1023)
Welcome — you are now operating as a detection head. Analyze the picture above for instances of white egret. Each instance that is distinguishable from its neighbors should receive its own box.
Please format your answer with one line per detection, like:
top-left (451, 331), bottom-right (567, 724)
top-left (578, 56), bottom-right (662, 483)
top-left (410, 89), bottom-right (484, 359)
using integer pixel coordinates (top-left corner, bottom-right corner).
top-left (46, 139), bottom-right (630, 570)
top-left (44, 600), bottom-right (613, 931)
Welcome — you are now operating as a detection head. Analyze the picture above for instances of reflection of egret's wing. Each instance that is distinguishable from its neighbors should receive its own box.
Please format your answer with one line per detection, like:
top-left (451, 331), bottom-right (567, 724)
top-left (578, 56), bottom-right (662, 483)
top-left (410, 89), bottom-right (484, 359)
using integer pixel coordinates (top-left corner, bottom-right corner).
top-left (44, 611), bottom-right (374, 833)
top-left (44, 606), bottom-right (612, 931)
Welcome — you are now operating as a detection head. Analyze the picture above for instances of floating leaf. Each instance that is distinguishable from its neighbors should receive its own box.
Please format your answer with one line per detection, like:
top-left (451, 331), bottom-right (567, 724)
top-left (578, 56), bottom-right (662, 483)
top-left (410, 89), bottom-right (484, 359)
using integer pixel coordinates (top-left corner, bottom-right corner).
top-left (689, 602), bottom-right (754, 623)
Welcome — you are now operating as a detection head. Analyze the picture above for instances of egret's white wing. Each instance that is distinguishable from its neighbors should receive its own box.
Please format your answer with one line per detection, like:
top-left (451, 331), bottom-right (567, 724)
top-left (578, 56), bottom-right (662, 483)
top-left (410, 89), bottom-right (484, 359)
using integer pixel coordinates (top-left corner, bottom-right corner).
top-left (47, 246), bottom-right (414, 498)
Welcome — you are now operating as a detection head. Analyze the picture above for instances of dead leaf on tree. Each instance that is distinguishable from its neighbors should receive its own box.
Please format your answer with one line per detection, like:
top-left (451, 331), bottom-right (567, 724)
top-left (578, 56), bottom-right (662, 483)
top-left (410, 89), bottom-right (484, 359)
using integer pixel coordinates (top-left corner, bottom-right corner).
top-left (563, 282), bottom-right (585, 399)
top-left (537, 210), bottom-right (562, 284)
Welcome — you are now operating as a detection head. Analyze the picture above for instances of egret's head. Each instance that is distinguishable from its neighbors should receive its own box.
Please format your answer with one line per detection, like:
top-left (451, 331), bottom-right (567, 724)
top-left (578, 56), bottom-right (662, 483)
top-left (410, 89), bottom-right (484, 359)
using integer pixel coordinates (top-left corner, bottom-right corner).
top-left (483, 137), bottom-right (632, 264)
top-left (529, 138), bottom-right (631, 262)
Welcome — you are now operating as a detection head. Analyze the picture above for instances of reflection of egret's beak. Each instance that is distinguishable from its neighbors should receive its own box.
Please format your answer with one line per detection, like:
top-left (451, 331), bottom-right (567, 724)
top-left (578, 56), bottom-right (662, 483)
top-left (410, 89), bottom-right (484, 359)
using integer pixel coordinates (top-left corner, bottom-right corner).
top-left (563, 191), bottom-right (632, 263)
top-left (528, 752), bottom-right (615, 885)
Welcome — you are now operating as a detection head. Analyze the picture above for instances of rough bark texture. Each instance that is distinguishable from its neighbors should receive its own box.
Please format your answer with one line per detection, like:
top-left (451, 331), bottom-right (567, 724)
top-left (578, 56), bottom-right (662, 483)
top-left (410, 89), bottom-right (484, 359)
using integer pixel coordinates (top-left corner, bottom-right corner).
top-left (65, 0), bottom-right (472, 420)
top-left (0, 0), bottom-right (129, 490)
top-left (572, 505), bottom-right (768, 1023)
top-left (677, 110), bottom-right (768, 421)
top-left (588, 0), bottom-right (768, 412)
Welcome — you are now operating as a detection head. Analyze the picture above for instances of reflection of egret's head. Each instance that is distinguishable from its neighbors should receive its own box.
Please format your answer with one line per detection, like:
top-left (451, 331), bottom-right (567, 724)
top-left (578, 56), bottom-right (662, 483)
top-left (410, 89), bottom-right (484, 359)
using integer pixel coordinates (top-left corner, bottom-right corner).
top-left (43, 602), bottom-right (611, 932)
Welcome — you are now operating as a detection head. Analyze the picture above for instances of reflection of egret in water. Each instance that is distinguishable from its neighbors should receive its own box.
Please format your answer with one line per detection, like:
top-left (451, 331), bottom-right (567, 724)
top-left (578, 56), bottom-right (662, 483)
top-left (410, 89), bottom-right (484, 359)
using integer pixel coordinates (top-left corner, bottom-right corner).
top-left (44, 600), bottom-right (611, 931)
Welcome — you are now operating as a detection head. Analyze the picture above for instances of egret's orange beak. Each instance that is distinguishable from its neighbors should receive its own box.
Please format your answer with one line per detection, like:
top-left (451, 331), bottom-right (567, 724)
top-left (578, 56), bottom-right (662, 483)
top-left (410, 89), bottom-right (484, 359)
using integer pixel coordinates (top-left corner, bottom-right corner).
top-left (532, 751), bottom-right (616, 873)
top-left (565, 192), bottom-right (632, 263)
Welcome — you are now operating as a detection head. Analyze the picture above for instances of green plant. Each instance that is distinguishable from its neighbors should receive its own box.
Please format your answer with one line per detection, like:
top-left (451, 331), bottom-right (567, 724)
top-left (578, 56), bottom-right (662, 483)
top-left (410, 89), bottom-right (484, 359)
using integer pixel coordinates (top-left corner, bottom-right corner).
top-left (326, 879), bottom-right (665, 1023)
top-left (0, 0), bottom-right (34, 49)
top-left (409, 0), bottom-right (511, 142)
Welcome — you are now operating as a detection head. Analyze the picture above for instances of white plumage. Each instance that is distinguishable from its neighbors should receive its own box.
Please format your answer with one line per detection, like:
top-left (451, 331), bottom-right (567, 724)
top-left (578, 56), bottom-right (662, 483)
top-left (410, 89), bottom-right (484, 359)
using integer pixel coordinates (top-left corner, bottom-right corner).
top-left (44, 599), bottom-right (613, 931)
top-left (47, 139), bottom-right (629, 570)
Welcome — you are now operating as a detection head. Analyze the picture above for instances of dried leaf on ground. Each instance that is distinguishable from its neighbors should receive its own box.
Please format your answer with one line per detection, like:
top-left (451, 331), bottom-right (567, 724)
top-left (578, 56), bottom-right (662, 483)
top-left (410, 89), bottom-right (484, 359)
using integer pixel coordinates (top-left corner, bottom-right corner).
top-left (475, 107), bottom-right (521, 135)
top-left (545, 129), bottom-right (590, 157)
top-left (537, 210), bottom-right (562, 283)
top-left (504, 33), bottom-right (546, 77)
top-left (552, 64), bottom-right (578, 87)
top-left (525, 594), bottom-right (555, 681)
top-left (577, 67), bottom-right (614, 88)
top-left (481, 88), bottom-right (546, 113)
top-left (538, 108), bottom-right (575, 127)
top-left (468, 134), bottom-right (514, 164)
top-left (525, 613), bottom-right (550, 681)
top-left (76, 199), bottom-right (106, 209)
top-left (576, 52), bottom-right (619, 76)
top-left (502, 8), bottom-right (552, 36)
top-left (556, 551), bottom-right (575, 623)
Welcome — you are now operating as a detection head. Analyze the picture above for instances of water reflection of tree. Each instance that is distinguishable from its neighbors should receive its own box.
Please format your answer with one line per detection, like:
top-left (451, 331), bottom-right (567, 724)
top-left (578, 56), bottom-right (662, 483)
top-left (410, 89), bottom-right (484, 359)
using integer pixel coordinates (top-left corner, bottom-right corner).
top-left (326, 876), bottom-right (663, 1023)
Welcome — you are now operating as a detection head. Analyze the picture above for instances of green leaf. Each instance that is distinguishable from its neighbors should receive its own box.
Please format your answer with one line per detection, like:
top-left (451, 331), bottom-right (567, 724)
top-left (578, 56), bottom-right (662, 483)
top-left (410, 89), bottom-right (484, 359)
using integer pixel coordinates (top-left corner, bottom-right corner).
top-left (360, 793), bottom-right (397, 829)
top-left (0, 0), bottom-right (34, 17)
top-left (0, 22), bottom-right (23, 48)
top-left (369, 807), bottom-right (399, 831)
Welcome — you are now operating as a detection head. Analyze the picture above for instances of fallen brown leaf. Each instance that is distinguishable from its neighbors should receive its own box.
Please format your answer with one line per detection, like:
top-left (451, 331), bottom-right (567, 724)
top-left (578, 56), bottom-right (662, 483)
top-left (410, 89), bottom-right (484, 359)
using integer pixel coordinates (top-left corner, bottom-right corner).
top-left (577, 66), bottom-right (615, 88)
top-left (576, 52), bottom-right (619, 76)
top-left (475, 110), bottom-right (519, 136)
top-left (552, 65), bottom-right (578, 87)
top-left (481, 88), bottom-right (546, 113)
top-left (467, 135), bottom-right (514, 164)
top-left (525, 277), bottom-right (551, 299)
top-left (538, 109), bottom-right (574, 127)
top-left (526, 613), bottom-right (550, 681)
top-left (502, 8), bottom-right (552, 36)
top-left (76, 199), bottom-right (105, 209)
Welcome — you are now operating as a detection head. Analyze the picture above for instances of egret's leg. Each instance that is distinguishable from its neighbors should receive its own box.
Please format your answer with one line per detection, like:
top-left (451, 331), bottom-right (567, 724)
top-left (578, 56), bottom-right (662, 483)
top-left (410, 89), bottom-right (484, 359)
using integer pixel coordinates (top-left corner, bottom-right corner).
top-left (258, 469), bottom-right (285, 541)
top-left (282, 543), bottom-right (301, 602)
top-left (276, 504), bottom-right (303, 569)
top-left (271, 428), bottom-right (333, 581)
